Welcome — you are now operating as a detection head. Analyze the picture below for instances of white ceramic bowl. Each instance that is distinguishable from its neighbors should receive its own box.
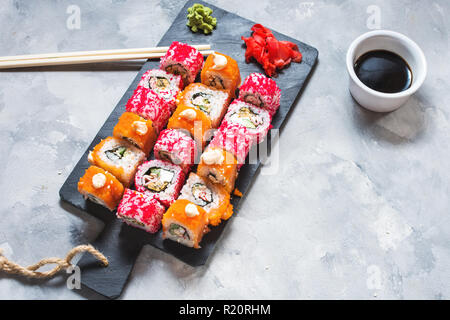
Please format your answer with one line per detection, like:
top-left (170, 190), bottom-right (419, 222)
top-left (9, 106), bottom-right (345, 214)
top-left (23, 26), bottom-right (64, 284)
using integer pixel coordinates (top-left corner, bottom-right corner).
top-left (346, 30), bottom-right (427, 112)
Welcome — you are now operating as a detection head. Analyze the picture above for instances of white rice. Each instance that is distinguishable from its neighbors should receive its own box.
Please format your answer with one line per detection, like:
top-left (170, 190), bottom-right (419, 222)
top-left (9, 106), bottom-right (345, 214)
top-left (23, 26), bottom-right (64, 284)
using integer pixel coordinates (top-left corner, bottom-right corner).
top-left (181, 85), bottom-right (230, 128)
top-left (163, 218), bottom-right (195, 247)
top-left (97, 137), bottom-right (146, 182)
top-left (179, 173), bottom-right (222, 212)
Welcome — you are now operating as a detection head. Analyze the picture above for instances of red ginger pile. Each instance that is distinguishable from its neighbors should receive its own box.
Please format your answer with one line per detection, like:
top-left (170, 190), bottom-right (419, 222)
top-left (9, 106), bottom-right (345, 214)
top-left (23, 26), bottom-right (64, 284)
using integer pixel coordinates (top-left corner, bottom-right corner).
top-left (241, 24), bottom-right (303, 77)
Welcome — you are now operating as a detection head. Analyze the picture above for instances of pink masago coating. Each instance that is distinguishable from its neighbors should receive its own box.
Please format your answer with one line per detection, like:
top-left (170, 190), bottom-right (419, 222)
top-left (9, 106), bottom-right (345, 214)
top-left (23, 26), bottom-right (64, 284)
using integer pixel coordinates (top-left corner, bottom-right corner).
top-left (137, 69), bottom-right (183, 112)
top-left (159, 41), bottom-right (204, 86)
top-left (154, 129), bottom-right (198, 174)
top-left (125, 87), bottom-right (172, 133)
top-left (238, 72), bottom-right (281, 117)
top-left (116, 189), bottom-right (165, 234)
top-left (210, 123), bottom-right (252, 169)
top-left (134, 159), bottom-right (186, 207)
top-left (221, 99), bottom-right (271, 145)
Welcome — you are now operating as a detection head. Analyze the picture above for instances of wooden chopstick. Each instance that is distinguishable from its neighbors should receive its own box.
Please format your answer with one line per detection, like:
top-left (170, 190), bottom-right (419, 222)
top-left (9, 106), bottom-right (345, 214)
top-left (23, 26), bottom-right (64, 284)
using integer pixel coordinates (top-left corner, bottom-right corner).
top-left (0, 46), bottom-right (213, 69)
top-left (0, 45), bottom-right (211, 62)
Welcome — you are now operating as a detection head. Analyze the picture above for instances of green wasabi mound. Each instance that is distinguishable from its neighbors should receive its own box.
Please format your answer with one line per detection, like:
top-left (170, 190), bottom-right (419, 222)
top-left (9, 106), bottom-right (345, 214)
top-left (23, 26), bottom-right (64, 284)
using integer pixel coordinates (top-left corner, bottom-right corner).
top-left (186, 3), bottom-right (217, 34)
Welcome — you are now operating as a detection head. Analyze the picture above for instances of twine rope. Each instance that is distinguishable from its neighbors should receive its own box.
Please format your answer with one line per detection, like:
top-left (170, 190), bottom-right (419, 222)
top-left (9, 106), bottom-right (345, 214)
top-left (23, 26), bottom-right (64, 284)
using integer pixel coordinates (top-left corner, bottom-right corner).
top-left (0, 245), bottom-right (108, 279)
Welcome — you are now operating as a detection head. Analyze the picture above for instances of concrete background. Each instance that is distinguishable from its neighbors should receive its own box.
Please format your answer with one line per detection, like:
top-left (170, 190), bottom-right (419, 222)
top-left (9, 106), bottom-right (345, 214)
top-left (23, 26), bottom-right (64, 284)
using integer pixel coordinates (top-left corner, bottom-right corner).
top-left (0, 0), bottom-right (449, 299)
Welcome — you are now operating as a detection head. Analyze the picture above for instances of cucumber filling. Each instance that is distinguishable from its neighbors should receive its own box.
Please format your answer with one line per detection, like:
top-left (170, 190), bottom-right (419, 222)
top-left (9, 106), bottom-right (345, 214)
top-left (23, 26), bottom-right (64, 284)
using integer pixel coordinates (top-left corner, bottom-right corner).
top-left (148, 76), bottom-right (172, 100)
top-left (191, 183), bottom-right (213, 206)
top-left (191, 92), bottom-right (212, 114)
top-left (105, 146), bottom-right (128, 161)
top-left (169, 223), bottom-right (190, 240)
top-left (229, 106), bottom-right (262, 129)
top-left (149, 76), bottom-right (170, 91)
top-left (142, 167), bottom-right (175, 192)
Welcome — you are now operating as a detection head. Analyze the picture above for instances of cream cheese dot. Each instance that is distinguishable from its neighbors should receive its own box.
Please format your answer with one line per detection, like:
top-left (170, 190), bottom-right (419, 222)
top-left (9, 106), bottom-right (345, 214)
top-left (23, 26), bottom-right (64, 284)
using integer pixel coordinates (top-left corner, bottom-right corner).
top-left (185, 203), bottom-right (199, 217)
top-left (212, 53), bottom-right (227, 70)
top-left (201, 149), bottom-right (224, 165)
top-left (92, 173), bottom-right (106, 189)
top-left (180, 108), bottom-right (196, 121)
top-left (132, 121), bottom-right (148, 135)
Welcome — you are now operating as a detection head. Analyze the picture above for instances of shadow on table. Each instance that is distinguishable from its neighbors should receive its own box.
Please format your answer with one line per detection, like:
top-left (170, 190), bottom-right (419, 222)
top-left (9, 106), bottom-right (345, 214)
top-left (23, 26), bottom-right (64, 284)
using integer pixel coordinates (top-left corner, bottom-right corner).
top-left (120, 202), bottom-right (246, 298)
top-left (351, 91), bottom-right (429, 144)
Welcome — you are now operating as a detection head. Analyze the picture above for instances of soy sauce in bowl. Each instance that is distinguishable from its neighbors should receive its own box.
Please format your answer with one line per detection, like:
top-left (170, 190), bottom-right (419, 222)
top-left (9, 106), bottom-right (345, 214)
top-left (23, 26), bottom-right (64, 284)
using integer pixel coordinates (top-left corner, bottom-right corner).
top-left (354, 50), bottom-right (412, 94)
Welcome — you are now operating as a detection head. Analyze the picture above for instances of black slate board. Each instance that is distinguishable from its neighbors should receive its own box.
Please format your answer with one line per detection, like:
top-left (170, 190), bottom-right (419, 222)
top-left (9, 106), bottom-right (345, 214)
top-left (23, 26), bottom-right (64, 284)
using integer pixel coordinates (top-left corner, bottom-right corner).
top-left (59, 0), bottom-right (318, 299)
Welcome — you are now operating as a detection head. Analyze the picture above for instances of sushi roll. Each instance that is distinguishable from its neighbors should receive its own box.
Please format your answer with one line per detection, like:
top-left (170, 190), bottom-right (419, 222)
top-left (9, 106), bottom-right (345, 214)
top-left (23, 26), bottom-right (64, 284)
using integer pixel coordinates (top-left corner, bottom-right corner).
top-left (177, 83), bottom-right (231, 128)
top-left (125, 87), bottom-right (172, 134)
top-left (209, 122), bottom-right (252, 169)
top-left (159, 41), bottom-right (204, 87)
top-left (179, 173), bottom-right (233, 226)
top-left (238, 72), bottom-right (281, 117)
top-left (134, 159), bottom-right (186, 207)
top-left (77, 166), bottom-right (124, 211)
top-left (221, 99), bottom-right (271, 144)
top-left (154, 129), bottom-right (198, 174)
top-left (137, 69), bottom-right (183, 112)
top-left (167, 104), bottom-right (213, 150)
top-left (88, 136), bottom-right (146, 187)
top-left (201, 52), bottom-right (241, 98)
top-left (197, 147), bottom-right (238, 194)
top-left (116, 189), bottom-right (165, 233)
top-left (113, 112), bottom-right (157, 155)
top-left (162, 199), bottom-right (209, 248)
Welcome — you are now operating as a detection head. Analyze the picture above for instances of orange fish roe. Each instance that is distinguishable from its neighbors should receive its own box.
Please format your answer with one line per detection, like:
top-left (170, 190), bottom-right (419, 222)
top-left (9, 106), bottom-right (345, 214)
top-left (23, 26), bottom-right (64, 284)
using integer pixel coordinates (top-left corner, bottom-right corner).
top-left (201, 52), bottom-right (241, 98)
top-left (162, 199), bottom-right (209, 249)
top-left (167, 104), bottom-right (213, 150)
top-left (88, 136), bottom-right (146, 187)
top-left (233, 188), bottom-right (243, 197)
top-left (77, 166), bottom-right (124, 211)
top-left (197, 147), bottom-right (238, 194)
top-left (113, 112), bottom-right (157, 155)
top-left (207, 190), bottom-right (234, 227)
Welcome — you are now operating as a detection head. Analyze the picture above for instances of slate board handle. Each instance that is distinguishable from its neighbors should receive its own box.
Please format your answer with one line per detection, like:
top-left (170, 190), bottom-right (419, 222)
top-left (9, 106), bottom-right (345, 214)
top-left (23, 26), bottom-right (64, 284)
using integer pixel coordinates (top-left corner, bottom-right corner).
top-left (77, 218), bottom-right (144, 299)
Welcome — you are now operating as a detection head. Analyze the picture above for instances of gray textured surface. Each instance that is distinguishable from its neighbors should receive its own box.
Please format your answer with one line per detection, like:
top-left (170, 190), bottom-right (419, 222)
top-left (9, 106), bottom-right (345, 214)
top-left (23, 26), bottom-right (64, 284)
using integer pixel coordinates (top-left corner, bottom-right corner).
top-left (0, 0), bottom-right (449, 300)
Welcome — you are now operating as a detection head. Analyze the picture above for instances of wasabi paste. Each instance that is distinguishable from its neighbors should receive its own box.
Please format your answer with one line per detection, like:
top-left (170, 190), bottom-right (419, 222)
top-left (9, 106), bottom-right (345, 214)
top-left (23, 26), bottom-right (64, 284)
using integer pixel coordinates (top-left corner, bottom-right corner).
top-left (186, 3), bottom-right (217, 34)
